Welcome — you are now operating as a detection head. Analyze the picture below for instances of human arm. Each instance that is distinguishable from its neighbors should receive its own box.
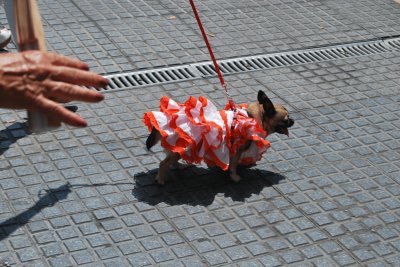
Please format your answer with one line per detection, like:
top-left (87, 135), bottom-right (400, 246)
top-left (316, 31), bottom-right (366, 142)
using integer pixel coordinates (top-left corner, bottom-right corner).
top-left (0, 50), bottom-right (108, 127)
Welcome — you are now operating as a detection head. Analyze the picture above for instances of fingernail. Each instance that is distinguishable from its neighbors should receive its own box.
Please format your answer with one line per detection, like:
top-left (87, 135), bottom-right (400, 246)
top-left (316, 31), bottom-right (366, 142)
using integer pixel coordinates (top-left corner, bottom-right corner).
top-left (101, 77), bottom-right (109, 86)
top-left (81, 63), bottom-right (89, 70)
top-left (73, 116), bottom-right (87, 127)
top-left (95, 92), bottom-right (104, 101)
top-left (77, 120), bottom-right (87, 127)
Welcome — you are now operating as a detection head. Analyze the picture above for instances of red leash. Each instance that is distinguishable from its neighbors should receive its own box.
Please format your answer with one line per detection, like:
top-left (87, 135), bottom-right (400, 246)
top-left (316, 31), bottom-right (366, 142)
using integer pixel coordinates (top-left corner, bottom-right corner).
top-left (189, 0), bottom-right (237, 111)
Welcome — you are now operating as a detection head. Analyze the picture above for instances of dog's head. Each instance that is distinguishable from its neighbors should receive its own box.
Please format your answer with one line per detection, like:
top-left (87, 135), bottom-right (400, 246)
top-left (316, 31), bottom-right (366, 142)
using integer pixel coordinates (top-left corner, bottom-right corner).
top-left (247, 90), bottom-right (294, 136)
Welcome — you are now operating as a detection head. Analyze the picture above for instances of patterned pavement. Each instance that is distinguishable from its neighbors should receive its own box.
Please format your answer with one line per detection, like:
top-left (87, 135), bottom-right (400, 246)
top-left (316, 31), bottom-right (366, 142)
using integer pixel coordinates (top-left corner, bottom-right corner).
top-left (0, 0), bottom-right (400, 266)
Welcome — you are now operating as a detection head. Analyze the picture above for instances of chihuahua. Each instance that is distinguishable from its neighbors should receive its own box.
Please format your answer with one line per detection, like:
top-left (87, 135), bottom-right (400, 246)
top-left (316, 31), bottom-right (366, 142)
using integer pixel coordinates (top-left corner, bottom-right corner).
top-left (145, 90), bottom-right (294, 184)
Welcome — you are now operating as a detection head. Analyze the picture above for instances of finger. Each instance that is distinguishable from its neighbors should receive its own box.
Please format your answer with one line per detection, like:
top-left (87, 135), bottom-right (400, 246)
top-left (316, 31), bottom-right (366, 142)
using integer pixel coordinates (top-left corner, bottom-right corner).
top-left (41, 107), bottom-right (78, 121)
top-left (29, 96), bottom-right (88, 127)
top-left (42, 80), bottom-right (104, 103)
top-left (46, 52), bottom-right (90, 70)
top-left (23, 51), bottom-right (90, 70)
top-left (42, 65), bottom-right (109, 87)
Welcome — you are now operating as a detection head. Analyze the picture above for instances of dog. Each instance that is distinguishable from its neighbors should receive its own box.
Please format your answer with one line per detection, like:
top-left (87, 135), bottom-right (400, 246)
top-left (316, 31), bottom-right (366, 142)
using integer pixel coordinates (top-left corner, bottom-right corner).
top-left (144, 90), bottom-right (294, 184)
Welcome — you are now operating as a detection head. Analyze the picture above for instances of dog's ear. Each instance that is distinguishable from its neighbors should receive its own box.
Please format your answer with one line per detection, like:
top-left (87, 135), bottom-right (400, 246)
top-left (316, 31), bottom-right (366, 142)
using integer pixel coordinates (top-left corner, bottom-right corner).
top-left (257, 90), bottom-right (276, 118)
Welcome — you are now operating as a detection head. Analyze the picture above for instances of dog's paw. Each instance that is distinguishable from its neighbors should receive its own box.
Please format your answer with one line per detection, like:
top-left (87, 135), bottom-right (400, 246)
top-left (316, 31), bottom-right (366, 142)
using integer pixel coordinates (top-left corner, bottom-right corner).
top-left (230, 173), bottom-right (241, 183)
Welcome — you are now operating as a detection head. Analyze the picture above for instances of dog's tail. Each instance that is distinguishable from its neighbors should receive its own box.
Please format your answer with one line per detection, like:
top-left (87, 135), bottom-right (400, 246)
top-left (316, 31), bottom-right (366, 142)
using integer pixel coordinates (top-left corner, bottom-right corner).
top-left (146, 127), bottom-right (158, 150)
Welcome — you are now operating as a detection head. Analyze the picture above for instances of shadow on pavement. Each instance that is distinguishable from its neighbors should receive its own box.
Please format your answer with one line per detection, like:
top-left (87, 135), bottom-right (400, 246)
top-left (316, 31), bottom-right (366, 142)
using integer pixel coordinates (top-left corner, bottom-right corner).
top-left (0, 122), bottom-right (29, 156)
top-left (0, 106), bottom-right (79, 157)
top-left (133, 166), bottom-right (285, 206)
top-left (0, 183), bottom-right (71, 241)
top-left (0, 181), bottom-right (133, 241)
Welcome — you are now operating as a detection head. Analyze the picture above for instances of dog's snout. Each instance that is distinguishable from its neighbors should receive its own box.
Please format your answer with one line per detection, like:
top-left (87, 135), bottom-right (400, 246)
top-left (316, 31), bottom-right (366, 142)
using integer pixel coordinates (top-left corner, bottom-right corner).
top-left (287, 118), bottom-right (294, 127)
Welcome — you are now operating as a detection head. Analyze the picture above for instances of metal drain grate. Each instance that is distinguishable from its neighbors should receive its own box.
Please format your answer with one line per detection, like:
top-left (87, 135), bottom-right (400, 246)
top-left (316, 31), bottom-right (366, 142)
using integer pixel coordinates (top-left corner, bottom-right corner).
top-left (101, 37), bottom-right (400, 92)
top-left (105, 66), bottom-right (197, 91)
top-left (384, 37), bottom-right (400, 50)
top-left (194, 40), bottom-right (391, 77)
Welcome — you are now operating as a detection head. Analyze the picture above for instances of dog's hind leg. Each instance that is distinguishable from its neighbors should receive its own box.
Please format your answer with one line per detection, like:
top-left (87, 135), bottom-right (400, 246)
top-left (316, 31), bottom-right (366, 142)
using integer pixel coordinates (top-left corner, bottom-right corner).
top-left (156, 151), bottom-right (181, 185)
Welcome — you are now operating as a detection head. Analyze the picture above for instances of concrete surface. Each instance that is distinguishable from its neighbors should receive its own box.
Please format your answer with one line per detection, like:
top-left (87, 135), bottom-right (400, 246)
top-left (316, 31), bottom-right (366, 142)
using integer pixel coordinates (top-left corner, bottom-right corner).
top-left (0, 0), bottom-right (400, 266)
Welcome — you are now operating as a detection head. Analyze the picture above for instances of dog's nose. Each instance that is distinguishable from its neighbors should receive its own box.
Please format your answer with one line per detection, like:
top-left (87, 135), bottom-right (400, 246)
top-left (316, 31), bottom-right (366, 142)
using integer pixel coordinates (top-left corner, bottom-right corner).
top-left (287, 118), bottom-right (294, 127)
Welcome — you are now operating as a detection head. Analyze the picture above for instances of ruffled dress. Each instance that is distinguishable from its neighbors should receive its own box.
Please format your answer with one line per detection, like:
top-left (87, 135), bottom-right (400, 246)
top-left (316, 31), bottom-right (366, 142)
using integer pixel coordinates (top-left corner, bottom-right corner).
top-left (143, 96), bottom-right (270, 171)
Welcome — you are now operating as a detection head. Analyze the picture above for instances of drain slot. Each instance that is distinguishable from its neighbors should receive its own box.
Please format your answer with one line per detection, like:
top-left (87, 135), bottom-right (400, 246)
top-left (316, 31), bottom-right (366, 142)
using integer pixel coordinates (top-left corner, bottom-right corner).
top-left (151, 72), bottom-right (164, 83)
top-left (125, 76), bottom-right (138, 86)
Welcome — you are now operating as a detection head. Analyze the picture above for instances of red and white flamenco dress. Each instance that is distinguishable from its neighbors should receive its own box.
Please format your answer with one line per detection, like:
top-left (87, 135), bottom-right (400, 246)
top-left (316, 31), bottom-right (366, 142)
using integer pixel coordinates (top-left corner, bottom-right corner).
top-left (143, 96), bottom-right (270, 171)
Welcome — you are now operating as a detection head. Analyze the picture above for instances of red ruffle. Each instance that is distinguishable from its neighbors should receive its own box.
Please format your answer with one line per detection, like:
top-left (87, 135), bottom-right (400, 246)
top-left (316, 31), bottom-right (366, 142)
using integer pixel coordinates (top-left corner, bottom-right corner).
top-left (143, 96), bottom-right (270, 170)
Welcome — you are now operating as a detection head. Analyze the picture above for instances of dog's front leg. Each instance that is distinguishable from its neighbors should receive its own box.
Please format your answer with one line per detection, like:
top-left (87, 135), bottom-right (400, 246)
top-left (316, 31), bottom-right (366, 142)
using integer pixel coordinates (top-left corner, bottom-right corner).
top-left (229, 151), bottom-right (242, 182)
top-left (229, 141), bottom-right (251, 182)
top-left (156, 151), bottom-right (180, 185)
top-left (229, 147), bottom-right (246, 183)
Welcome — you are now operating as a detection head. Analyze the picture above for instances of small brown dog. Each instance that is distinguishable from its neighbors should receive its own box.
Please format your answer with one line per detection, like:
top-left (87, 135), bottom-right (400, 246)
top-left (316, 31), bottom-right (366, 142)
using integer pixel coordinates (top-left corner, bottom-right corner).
top-left (144, 90), bottom-right (294, 184)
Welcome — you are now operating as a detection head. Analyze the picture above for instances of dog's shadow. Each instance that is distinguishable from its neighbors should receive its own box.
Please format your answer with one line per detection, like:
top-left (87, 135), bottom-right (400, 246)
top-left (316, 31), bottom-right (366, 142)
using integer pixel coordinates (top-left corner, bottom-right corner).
top-left (133, 166), bottom-right (285, 206)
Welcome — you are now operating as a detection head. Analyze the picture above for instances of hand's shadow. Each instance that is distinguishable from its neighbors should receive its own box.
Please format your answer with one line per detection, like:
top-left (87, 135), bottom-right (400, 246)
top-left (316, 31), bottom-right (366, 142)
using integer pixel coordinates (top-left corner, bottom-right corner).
top-left (133, 166), bottom-right (285, 206)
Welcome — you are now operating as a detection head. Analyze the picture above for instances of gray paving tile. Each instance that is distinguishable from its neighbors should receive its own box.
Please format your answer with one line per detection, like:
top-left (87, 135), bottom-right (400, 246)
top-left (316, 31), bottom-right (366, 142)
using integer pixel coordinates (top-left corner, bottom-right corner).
top-left (1, 0), bottom-right (400, 266)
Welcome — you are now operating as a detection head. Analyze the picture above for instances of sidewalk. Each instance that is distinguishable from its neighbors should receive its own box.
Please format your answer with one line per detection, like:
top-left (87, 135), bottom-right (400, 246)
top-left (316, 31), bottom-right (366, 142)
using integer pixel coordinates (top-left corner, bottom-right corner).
top-left (0, 0), bottom-right (400, 266)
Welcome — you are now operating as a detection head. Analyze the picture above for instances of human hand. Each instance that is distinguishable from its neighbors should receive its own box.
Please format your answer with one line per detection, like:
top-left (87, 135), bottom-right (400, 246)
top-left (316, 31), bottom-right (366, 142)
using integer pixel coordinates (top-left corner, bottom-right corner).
top-left (0, 50), bottom-right (108, 127)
